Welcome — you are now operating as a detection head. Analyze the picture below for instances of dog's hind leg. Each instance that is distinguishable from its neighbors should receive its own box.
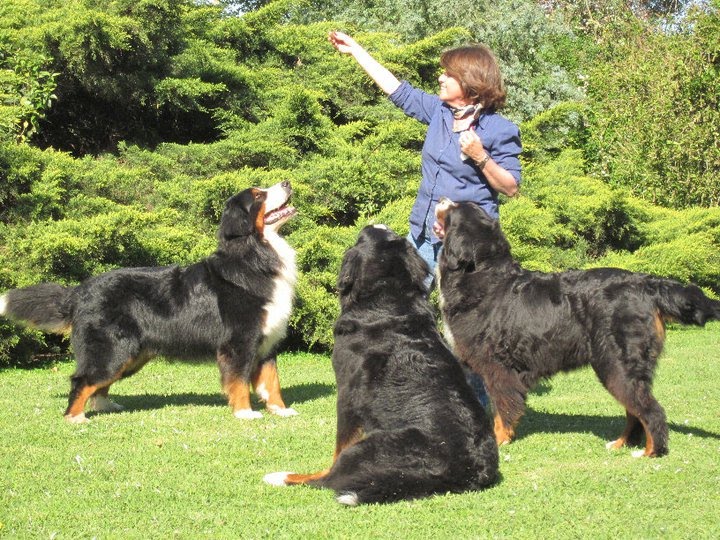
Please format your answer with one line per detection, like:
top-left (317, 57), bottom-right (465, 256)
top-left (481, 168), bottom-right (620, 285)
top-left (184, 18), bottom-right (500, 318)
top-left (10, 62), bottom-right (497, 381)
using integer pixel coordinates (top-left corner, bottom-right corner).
top-left (264, 426), bottom-right (366, 487)
top-left (603, 370), bottom-right (668, 457)
top-left (66, 354), bottom-right (147, 422)
top-left (252, 357), bottom-right (297, 417)
top-left (606, 411), bottom-right (644, 450)
top-left (90, 385), bottom-right (125, 413)
top-left (65, 328), bottom-right (141, 422)
top-left (309, 428), bottom-right (477, 505)
top-left (65, 376), bottom-right (103, 423)
top-left (87, 352), bottom-right (151, 414)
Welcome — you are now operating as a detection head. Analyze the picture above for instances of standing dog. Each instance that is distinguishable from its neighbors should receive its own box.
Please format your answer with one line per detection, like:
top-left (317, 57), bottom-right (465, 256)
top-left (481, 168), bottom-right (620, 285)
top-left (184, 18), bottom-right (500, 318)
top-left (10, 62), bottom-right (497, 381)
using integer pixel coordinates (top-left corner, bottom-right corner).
top-left (1, 181), bottom-right (299, 422)
top-left (435, 199), bottom-right (720, 457)
top-left (264, 225), bottom-right (498, 504)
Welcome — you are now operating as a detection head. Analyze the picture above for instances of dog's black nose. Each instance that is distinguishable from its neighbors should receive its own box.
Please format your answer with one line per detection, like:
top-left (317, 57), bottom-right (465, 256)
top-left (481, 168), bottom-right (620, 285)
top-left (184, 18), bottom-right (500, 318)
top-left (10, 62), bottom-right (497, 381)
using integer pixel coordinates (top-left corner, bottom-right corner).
top-left (281, 180), bottom-right (291, 189)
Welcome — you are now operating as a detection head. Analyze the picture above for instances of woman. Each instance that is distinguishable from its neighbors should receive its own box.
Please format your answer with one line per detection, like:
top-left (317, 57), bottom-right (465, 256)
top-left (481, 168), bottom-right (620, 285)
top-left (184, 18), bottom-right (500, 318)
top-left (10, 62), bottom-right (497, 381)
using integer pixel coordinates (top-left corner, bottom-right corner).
top-left (328, 31), bottom-right (521, 289)
top-left (330, 31), bottom-right (521, 406)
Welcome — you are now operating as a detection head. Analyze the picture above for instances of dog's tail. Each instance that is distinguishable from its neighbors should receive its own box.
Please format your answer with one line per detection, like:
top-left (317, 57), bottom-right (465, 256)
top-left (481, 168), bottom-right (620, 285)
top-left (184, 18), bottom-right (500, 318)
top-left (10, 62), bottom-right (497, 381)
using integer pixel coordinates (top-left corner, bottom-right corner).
top-left (651, 278), bottom-right (720, 327)
top-left (0, 283), bottom-right (75, 334)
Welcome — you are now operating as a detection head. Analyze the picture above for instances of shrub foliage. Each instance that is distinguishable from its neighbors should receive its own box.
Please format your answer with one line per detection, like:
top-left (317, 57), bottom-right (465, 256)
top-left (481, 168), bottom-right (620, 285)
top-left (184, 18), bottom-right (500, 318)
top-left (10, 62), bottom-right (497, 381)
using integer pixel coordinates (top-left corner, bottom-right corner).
top-left (0, 0), bottom-right (718, 365)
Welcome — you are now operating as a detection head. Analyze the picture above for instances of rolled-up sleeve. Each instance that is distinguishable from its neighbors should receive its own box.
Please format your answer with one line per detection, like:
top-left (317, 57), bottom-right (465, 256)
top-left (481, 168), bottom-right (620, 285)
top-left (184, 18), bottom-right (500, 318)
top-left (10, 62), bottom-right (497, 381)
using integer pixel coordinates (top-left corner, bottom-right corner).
top-left (487, 121), bottom-right (522, 185)
top-left (388, 81), bottom-right (441, 125)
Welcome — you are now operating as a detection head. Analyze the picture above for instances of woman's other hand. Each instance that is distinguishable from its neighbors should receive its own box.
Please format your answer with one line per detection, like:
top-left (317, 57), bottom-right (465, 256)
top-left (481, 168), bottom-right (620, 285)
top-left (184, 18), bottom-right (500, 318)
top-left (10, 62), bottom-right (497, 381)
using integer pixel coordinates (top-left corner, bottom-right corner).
top-left (459, 130), bottom-right (485, 162)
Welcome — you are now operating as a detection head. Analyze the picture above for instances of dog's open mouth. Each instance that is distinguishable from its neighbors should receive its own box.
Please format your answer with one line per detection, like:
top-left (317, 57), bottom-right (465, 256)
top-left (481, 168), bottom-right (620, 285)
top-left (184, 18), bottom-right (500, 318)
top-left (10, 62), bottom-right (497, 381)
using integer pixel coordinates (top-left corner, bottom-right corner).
top-left (264, 203), bottom-right (297, 225)
top-left (433, 198), bottom-right (457, 239)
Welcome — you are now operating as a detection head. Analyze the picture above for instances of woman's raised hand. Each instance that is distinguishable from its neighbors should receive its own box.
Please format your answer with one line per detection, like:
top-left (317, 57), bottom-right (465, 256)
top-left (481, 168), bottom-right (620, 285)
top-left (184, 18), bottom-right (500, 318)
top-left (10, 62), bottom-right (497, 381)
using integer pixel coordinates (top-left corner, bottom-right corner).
top-left (329, 31), bottom-right (359, 55)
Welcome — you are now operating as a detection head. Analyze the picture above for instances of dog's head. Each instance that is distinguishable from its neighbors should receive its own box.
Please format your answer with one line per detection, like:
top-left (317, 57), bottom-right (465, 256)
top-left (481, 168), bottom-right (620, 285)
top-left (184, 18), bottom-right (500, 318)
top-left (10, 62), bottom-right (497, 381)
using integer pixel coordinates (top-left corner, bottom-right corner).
top-left (435, 198), bottom-right (511, 272)
top-left (337, 225), bottom-right (429, 309)
top-left (219, 181), bottom-right (296, 243)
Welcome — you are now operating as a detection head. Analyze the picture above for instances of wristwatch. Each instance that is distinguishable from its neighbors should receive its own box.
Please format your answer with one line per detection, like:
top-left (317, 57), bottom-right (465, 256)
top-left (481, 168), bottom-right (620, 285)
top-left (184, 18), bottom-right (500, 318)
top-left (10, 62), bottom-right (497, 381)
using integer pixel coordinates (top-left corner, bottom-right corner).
top-left (475, 152), bottom-right (490, 171)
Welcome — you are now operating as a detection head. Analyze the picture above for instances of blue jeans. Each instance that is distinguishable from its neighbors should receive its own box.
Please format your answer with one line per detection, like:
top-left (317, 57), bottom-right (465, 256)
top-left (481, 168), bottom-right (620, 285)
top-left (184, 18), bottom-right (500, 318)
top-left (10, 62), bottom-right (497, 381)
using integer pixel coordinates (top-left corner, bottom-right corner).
top-left (406, 232), bottom-right (490, 408)
top-left (406, 232), bottom-right (441, 291)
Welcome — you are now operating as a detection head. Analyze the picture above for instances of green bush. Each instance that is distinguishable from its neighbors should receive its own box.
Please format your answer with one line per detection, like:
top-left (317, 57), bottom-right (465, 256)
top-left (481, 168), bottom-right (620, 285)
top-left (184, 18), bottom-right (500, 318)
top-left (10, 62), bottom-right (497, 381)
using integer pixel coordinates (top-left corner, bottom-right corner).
top-left (521, 149), bottom-right (645, 256)
top-left (520, 101), bottom-right (589, 164)
top-left (593, 233), bottom-right (720, 295)
top-left (584, 4), bottom-right (720, 207)
top-left (500, 196), bottom-right (587, 272)
top-left (288, 224), bottom-right (359, 350)
top-left (1, 0), bottom-right (719, 367)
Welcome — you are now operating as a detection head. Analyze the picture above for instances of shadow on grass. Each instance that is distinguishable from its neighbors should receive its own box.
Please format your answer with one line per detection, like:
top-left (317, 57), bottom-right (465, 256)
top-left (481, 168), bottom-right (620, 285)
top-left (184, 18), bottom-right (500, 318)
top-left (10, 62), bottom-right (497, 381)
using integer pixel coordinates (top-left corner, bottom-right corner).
top-left (54, 382), bottom-right (335, 414)
top-left (516, 408), bottom-right (720, 443)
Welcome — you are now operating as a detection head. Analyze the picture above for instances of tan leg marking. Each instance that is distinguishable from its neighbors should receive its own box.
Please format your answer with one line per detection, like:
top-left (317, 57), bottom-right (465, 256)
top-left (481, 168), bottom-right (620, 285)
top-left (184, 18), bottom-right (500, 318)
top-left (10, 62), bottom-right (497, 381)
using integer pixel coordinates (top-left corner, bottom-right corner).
top-left (65, 384), bottom-right (100, 421)
top-left (494, 413), bottom-right (515, 445)
top-left (252, 360), bottom-right (296, 416)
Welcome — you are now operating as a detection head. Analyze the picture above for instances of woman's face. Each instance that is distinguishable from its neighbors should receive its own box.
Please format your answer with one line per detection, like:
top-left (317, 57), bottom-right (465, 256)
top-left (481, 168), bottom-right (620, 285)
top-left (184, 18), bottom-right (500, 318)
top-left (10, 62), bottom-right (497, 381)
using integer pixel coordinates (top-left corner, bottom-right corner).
top-left (438, 72), bottom-right (472, 108)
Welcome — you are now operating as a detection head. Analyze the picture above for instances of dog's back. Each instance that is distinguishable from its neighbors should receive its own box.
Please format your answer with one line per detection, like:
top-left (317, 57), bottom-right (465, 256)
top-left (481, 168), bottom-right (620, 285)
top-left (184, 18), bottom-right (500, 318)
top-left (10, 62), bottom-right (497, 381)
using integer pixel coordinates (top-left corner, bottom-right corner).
top-left (69, 263), bottom-right (238, 358)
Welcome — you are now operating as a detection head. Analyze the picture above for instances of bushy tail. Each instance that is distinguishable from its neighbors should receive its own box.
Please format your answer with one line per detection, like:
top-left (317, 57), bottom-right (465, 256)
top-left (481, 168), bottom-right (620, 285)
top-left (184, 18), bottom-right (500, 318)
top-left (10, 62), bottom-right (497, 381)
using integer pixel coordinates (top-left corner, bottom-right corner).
top-left (652, 279), bottom-right (720, 326)
top-left (0, 283), bottom-right (75, 333)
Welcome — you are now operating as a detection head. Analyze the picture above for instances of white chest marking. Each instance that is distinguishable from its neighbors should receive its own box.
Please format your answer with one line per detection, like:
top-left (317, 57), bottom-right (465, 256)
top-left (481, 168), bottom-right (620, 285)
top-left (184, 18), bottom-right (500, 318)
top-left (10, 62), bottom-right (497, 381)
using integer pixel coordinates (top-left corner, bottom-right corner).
top-left (258, 231), bottom-right (297, 358)
top-left (436, 272), bottom-right (456, 350)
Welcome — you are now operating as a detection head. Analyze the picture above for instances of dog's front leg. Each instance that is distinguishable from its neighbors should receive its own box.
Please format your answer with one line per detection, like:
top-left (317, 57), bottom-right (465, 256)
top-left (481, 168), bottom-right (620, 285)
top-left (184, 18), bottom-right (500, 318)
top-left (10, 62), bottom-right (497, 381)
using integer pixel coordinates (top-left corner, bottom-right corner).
top-left (252, 356), bottom-right (297, 417)
top-left (480, 362), bottom-right (528, 445)
top-left (217, 347), bottom-right (262, 419)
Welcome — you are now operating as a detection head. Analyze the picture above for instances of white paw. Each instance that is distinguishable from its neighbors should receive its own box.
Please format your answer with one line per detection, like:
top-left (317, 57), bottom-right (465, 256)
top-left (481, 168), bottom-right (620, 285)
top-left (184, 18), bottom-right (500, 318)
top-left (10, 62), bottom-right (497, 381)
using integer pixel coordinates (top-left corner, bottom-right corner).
top-left (267, 405), bottom-right (298, 417)
top-left (632, 449), bottom-right (647, 458)
top-left (263, 472), bottom-right (292, 486)
top-left (606, 439), bottom-right (620, 450)
top-left (65, 413), bottom-right (88, 424)
top-left (336, 492), bottom-right (359, 506)
top-left (234, 409), bottom-right (263, 420)
top-left (91, 396), bottom-right (125, 413)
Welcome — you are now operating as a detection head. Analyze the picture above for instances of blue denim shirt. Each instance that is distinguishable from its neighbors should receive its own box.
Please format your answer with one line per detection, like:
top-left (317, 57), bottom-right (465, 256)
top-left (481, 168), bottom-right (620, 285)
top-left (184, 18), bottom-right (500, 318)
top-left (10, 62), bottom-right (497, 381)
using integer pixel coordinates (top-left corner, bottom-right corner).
top-left (389, 81), bottom-right (522, 244)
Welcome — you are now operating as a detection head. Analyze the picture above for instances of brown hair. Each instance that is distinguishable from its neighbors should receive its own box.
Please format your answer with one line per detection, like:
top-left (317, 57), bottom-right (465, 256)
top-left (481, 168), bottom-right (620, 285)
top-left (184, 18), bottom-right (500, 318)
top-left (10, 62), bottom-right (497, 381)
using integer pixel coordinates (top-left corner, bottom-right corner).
top-left (440, 45), bottom-right (506, 111)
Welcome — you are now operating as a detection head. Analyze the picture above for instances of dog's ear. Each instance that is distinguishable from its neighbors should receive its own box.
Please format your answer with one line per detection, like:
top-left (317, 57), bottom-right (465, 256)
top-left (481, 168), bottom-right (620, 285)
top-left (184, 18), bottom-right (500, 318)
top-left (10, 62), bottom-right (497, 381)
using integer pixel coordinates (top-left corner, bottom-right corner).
top-left (485, 217), bottom-right (511, 260)
top-left (219, 189), bottom-right (264, 242)
top-left (399, 238), bottom-right (431, 291)
top-left (337, 248), bottom-right (362, 302)
top-left (442, 226), bottom-right (476, 272)
top-left (236, 189), bottom-right (258, 214)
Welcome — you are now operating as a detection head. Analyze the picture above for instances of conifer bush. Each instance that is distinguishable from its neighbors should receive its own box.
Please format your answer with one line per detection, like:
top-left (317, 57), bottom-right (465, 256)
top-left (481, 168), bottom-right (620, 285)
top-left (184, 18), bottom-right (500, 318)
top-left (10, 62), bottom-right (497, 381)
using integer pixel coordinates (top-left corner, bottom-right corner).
top-left (0, 0), bottom-right (718, 367)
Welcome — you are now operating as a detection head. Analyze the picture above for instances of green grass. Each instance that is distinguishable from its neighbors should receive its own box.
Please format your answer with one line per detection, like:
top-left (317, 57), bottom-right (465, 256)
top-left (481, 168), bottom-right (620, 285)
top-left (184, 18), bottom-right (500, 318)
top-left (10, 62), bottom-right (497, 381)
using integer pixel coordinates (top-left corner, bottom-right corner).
top-left (1, 324), bottom-right (719, 539)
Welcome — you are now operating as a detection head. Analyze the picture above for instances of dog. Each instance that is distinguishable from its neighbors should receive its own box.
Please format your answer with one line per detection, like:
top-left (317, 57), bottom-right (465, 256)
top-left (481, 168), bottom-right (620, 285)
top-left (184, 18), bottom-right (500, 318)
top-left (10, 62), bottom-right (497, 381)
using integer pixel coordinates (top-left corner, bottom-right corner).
top-left (0, 181), bottom-right (299, 423)
top-left (264, 225), bottom-right (498, 504)
top-left (434, 199), bottom-right (720, 457)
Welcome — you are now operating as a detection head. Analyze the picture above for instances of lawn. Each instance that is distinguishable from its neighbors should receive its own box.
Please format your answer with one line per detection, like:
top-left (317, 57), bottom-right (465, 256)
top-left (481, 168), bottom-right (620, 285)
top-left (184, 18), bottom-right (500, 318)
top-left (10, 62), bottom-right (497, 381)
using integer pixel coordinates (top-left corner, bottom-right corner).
top-left (1, 323), bottom-right (719, 539)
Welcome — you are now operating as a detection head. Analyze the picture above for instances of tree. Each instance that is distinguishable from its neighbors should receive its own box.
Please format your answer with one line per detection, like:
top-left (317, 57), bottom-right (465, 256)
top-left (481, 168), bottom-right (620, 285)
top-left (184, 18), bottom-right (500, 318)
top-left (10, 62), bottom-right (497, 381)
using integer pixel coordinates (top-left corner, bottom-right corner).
top-left (584, 0), bottom-right (720, 206)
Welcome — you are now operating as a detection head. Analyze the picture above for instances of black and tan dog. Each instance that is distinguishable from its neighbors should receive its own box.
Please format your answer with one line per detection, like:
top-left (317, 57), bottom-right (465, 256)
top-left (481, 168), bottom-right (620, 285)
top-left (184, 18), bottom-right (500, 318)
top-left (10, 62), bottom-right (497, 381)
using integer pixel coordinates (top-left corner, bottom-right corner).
top-left (264, 225), bottom-right (498, 504)
top-left (435, 198), bottom-right (720, 457)
top-left (1, 181), bottom-right (299, 422)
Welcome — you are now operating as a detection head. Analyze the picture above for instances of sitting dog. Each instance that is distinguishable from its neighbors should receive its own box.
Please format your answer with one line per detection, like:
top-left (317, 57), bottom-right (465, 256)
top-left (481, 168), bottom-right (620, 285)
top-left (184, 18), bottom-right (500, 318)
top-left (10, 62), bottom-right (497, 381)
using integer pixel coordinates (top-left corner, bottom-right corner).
top-left (0, 181), bottom-right (299, 422)
top-left (264, 225), bottom-right (498, 504)
top-left (435, 198), bottom-right (720, 457)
